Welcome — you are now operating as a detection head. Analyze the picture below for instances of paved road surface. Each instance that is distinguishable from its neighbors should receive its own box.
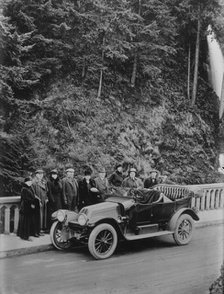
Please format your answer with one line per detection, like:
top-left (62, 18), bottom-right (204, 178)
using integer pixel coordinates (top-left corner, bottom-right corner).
top-left (0, 224), bottom-right (223, 294)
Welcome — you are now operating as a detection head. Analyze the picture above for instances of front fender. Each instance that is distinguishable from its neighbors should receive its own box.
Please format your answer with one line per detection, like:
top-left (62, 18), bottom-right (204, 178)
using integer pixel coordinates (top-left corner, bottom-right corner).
top-left (168, 208), bottom-right (199, 231)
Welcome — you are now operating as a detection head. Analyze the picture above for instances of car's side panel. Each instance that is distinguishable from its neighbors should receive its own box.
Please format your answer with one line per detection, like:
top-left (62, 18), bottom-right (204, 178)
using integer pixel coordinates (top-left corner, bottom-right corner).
top-left (150, 197), bottom-right (192, 223)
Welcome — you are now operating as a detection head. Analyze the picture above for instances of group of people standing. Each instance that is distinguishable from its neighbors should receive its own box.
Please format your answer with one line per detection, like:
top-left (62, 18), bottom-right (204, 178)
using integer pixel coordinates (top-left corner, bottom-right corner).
top-left (17, 164), bottom-right (160, 241)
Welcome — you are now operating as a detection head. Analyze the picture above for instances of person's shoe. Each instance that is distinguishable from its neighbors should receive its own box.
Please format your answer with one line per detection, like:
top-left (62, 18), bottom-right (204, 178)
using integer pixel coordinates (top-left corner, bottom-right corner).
top-left (38, 232), bottom-right (45, 236)
top-left (34, 234), bottom-right (39, 237)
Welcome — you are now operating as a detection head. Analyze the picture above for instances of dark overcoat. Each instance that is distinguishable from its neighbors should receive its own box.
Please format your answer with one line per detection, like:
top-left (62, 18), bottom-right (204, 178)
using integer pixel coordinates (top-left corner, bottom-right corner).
top-left (61, 177), bottom-right (79, 210)
top-left (17, 185), bottom-right (35, 240)
top-left (78, 178), bottom-right (102, 210)
top-left (47, 177), bottom-right (63, 211)
top-left (108, 171), bottom-right (124, 187)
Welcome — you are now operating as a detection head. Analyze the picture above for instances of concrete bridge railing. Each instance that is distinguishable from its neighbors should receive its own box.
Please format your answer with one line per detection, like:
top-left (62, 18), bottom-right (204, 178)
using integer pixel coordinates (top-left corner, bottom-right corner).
top-left (0, 183), bottom-right (224, 234)
top-left (0, 196), bottom-right (20, 234)
top-left (155, 183), bottom-right (224, 211)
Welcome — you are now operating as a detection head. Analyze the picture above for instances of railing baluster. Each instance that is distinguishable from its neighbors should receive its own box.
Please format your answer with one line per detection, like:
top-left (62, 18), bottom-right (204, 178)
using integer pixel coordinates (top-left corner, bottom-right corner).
top-left (200, 190), bottom-right (205, 211)
top-left (205, 190), bottom-right (210, 210)
top-left (210, 190), bottom-right (215, 209)
top-left (220, 189), bottom-right (224, 208)
top-left (14, 207), bottom-right (19, 233)
top-left (4, 206), bottom-right (10, 234)
top-left (214, 190), bottom-right (219, 209)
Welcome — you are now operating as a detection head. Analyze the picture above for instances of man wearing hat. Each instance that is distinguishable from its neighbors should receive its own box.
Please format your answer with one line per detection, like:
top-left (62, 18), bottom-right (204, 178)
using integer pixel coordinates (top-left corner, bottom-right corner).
top-left (94, 166), bottom-right (110, 198)
top-left (78, 167), bottom-right (98, 210)
top-left (32, 169), bottom-right (48, 235)
top-left (122, 167), bottom-right (143, 189)
top-left (108, 164), bottom-right (124, 187)
top-left (144, 170), bottom-right (160, 188)
top-left (61, 168), bottom-right (79, 211)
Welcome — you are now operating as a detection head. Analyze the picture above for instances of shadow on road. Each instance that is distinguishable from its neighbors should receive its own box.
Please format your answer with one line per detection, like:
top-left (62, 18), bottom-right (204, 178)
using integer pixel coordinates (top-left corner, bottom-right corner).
top-left (60, 235), bottom-right (177, 260)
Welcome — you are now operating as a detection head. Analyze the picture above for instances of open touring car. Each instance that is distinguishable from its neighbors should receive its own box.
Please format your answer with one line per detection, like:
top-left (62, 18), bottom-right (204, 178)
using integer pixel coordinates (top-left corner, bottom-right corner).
top-left (50, 188), bottom-right (199, 259)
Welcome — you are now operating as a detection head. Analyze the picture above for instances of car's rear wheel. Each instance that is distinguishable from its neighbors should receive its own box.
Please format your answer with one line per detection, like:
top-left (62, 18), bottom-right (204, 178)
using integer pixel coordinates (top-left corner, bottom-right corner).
top-left (50, 221), bottom-right (72, 250)
top-left (88, 223), bottom-right (118, 259)
top-left (173, 214), bottom-right (195, 245)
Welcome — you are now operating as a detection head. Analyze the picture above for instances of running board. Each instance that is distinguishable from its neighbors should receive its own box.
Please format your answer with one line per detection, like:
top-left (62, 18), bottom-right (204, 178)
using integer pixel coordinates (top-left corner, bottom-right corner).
top-left (124, 230), bottom-right (174, 241)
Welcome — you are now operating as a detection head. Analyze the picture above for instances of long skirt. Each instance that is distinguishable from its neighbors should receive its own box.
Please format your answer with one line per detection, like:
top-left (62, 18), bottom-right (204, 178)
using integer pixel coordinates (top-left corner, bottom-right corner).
top-left (17, 213), bottom-right (34, 240)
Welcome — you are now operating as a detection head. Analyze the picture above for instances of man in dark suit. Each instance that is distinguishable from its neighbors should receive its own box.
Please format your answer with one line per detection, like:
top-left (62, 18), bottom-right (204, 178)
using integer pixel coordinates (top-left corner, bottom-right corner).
top-left (61, 168), bottom-right (79, 211)
top-left (144, 170), bottom-right (159, 189)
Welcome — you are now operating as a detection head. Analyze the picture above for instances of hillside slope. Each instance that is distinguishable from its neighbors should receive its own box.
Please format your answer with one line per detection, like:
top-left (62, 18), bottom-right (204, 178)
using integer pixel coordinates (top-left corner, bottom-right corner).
top-left (15, 73), bottom-right (220, 185)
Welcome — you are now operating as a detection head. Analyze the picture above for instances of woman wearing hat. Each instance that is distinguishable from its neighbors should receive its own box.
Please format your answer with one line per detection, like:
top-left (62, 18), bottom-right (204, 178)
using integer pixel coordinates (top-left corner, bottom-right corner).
top-left (46, 169), bottom-right (63, 221)
top-left (17, 177), bottom-right (36, 241)
top-left (108, 164), bottom-right (124, 187)
top-left (122, 167), bottom-right (143, 189)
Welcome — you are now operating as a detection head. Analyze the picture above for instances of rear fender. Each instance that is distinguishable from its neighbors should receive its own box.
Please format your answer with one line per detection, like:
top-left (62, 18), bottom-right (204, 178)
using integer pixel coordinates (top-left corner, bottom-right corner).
top-left (168, 208), bottom-right (199, 231)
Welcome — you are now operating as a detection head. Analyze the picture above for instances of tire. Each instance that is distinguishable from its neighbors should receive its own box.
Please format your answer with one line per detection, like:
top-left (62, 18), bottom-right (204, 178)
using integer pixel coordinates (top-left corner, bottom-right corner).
top-left (173, 214), bottom-right (195, 245)
top-left (50, 221), bottom-right (72, 250)
top-left (88, 223), bottom-right (118, 260)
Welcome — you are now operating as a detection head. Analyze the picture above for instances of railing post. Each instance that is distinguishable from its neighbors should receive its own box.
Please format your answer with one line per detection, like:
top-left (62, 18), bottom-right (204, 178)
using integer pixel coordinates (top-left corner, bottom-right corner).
top-left (200, 190), bottom-right (205, 211)
top-left (210, 190), bottom-right (215, 209)
top-left (214, 190), bottom-right (219, 209)
top-left (191, 196), bottom-right (195, 208)
top-left (14, 207), bottom-right (19, 233)
top-left (4, 206), bottom-right (10, 234)
top-left (220, 189), bottom-right (224, 208)
top-left (205, 190), bottom-right (210, 210)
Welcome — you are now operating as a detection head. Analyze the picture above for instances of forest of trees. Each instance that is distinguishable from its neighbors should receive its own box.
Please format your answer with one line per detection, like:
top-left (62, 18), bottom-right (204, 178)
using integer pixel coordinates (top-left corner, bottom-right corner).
top-left (0, 0), bottom-right (224, 195)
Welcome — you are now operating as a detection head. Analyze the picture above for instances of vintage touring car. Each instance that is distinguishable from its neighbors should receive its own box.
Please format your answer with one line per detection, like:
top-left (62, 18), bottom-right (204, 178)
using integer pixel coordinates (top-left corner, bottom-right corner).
top-left (50, 188), bottom-right (199, 259)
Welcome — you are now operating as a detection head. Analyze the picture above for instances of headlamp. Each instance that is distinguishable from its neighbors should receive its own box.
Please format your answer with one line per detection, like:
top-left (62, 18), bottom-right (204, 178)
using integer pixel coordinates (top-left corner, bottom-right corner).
top-left (78, 214), bottom-right (88, 226)
top-left (57, 210), bottom-right (66, 222)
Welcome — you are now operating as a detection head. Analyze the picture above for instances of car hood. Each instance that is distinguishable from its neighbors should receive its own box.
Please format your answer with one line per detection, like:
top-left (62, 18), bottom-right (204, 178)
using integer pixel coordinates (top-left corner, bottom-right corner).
top-left (80, 198), bottom-right (133, 224)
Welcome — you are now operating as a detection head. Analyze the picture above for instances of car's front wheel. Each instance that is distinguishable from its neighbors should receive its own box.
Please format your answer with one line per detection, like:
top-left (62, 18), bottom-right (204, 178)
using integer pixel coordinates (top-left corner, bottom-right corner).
top-left (88, 223), bottom-right (118, 259)
top-left (173, 214), bottom-right (195, 245)
top-left (50, 221), bottom-right (72, 250)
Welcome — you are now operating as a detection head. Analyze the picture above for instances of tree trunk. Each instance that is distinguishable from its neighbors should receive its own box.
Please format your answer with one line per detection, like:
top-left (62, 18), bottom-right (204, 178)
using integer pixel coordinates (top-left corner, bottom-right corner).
top-left (130, 0), bottom-right (141, 88)
top-left (81, 58), bottom-right (86, 79)
top-left (97, 37), bottom-right (105, 99)
top-left (131, 53), bottom-right (137, 88)
top-left (191, 7), bottom-right (201, 106)
top-left (187, 45), bottom-right (191, 99)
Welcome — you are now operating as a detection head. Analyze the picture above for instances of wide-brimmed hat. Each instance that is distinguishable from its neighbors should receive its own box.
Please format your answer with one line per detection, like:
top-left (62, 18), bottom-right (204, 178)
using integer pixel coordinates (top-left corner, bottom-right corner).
top-left (115, 163), bottom-right (122, 169)
top-left (24, 176), bottom-right (32, 183)
top-left (149, 169), bottom-right (159, 174)
top-left (98, 167), bottom-right (106, 173)
top-left (50, 169), bottom-right (58, 174)
top-left (66, 168), bottom-right (75, 173)
top-left (34, 169), bottom-right (44, 174)
top-left (84, 168), bottom-right (92, 176)
top-left (129, 167), bottom-right (137, 173)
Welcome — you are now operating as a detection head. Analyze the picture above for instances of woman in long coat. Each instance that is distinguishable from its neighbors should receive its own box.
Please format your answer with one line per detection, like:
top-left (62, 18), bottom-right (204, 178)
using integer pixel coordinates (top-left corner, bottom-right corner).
top-left (17, 177), bottom-right (36, 241)
top-left (46, 169), bottom-right (63, 230)
top-left (47, 169), bottom-right (63, 212)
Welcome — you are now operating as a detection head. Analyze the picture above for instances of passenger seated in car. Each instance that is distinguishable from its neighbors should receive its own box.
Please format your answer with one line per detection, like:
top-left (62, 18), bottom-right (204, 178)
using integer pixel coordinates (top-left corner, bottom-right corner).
top-left (133, 189), bottom-right (163, 204)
